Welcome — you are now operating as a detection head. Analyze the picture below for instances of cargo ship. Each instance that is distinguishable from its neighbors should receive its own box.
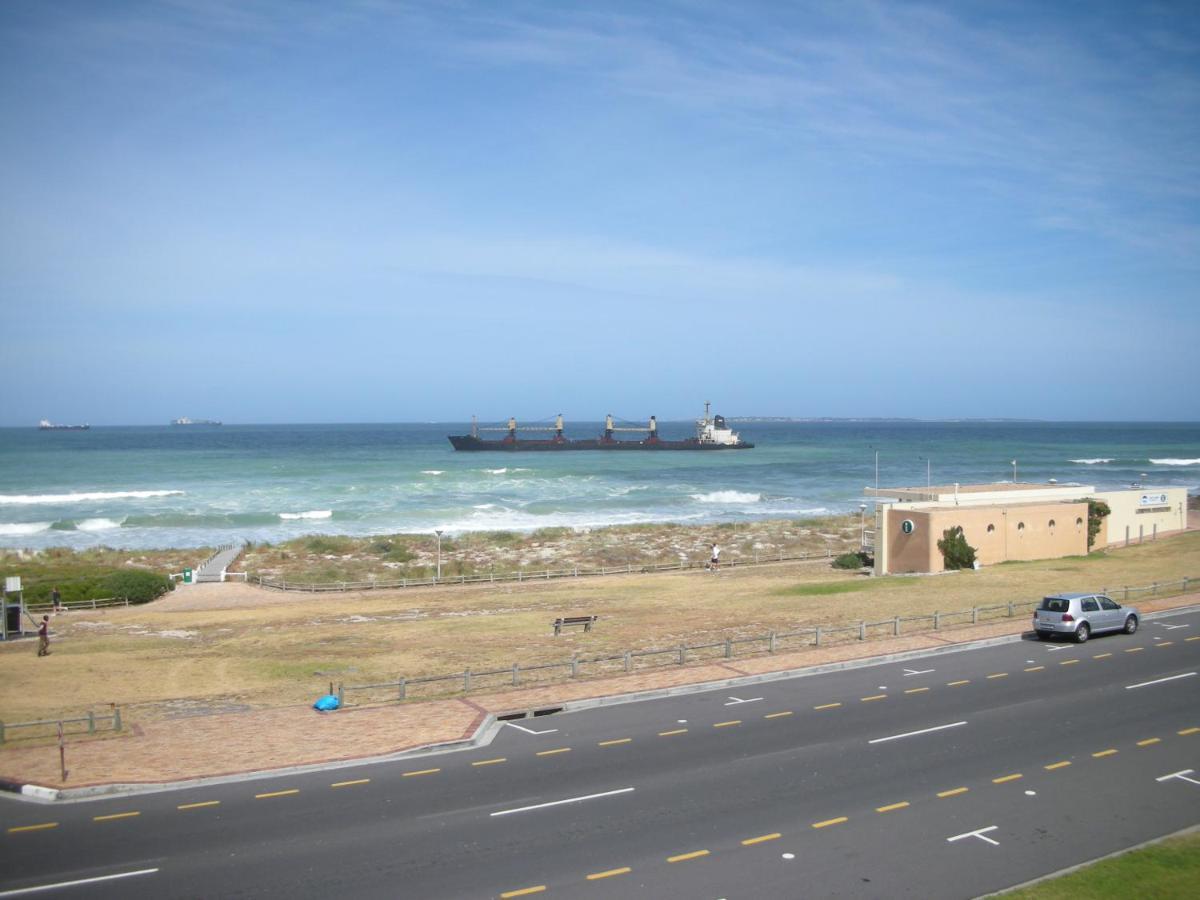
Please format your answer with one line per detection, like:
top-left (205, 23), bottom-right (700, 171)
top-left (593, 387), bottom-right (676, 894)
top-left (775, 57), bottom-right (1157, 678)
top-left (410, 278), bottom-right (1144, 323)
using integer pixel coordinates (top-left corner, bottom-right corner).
top-left (38, 419), bottom-right (89, 431)
top-left (448, 403), bottom-right (753, 451)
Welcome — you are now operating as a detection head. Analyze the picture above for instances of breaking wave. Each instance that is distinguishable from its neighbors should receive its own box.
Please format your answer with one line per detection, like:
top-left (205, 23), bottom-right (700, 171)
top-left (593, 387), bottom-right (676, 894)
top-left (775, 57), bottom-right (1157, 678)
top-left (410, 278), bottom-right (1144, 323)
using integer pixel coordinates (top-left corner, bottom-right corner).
top-left (1070, 458), bottom-right (1114, 465)
top-left (0, 522), bottom-right (53, 536)
top-left (691, 490), bottom-right (763, 504)
top-left (0, 489), bottom-right (185, 505)
top-left (279, 510), bottom-right (333, 520)
top-left (421, 470), bottom-right (444, 475)
top-left (1149, 458), bottom-right (1200, 466)
top-left (75, 517), bottom-right (125, 531)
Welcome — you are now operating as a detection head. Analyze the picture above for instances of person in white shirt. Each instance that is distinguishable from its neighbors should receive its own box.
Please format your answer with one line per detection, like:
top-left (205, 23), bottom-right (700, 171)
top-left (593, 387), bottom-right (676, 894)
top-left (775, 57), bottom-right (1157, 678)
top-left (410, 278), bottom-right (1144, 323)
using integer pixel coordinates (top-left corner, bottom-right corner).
top-left (710, 543), bottom-right (720, 573)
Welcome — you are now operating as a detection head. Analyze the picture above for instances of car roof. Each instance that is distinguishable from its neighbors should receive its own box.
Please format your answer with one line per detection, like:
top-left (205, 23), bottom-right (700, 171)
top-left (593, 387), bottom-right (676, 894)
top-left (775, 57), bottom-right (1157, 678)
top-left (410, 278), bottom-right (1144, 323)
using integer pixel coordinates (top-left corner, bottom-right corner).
top-left (1043, 592), bottom-right (1096, 600)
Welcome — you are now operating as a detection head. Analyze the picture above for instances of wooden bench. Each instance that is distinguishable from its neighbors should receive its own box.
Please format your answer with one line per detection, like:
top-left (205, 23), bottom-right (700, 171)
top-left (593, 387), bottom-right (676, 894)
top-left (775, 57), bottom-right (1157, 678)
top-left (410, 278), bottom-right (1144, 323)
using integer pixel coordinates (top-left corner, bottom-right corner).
top-left (553, 615), bottom-right (598, 636)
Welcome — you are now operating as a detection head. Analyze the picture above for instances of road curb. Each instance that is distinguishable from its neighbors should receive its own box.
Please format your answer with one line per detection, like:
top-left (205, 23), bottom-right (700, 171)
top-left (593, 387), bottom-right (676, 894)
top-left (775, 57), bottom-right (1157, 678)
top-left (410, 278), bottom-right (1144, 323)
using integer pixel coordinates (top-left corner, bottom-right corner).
top-left (5, 602), bottom-right (1197, 804)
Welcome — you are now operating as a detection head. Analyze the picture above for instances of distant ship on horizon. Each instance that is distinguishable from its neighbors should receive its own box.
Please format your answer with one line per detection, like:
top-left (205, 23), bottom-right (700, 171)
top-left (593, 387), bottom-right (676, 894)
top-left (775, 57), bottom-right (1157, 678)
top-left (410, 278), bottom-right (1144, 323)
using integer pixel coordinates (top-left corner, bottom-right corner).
top-left (38, 419), bottom-right (89, 430)
top-left (449, 402), bottom-right (753, 451)
top-left (171, 417), bottom-right (222, 426)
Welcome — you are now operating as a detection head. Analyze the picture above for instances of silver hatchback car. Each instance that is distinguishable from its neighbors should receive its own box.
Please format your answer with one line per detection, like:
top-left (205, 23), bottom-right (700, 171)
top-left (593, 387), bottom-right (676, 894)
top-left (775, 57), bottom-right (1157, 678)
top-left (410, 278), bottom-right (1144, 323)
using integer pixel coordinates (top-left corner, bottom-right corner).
top-left (1033, 593), bottom-right (1139, 643)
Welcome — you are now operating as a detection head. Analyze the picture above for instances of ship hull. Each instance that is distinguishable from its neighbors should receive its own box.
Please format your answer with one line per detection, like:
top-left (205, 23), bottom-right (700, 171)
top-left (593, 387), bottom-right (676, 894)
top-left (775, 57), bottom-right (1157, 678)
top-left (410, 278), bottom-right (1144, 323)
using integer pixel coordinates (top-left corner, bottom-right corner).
top-left (448, 435), bottom-right (753, 451)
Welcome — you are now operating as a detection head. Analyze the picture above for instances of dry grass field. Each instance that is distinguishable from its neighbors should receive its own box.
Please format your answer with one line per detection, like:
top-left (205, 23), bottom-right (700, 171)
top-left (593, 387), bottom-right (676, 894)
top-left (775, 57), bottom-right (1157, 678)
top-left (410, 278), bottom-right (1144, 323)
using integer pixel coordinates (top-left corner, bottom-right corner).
top-left (1, 530), bottom-right (1196, 725)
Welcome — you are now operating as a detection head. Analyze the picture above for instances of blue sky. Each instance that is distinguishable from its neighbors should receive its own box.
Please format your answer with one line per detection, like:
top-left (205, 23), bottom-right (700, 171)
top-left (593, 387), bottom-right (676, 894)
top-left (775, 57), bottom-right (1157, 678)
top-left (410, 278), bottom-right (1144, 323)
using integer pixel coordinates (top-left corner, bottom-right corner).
top-left (1, 0), bottom-right (1197, 424)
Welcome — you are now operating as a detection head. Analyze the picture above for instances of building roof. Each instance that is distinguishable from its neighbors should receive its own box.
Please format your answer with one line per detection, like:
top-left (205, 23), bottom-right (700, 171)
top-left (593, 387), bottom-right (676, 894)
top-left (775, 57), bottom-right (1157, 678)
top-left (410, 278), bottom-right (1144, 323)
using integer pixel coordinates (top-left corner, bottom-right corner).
top-left (866, 482), bottom-right (1095, 504)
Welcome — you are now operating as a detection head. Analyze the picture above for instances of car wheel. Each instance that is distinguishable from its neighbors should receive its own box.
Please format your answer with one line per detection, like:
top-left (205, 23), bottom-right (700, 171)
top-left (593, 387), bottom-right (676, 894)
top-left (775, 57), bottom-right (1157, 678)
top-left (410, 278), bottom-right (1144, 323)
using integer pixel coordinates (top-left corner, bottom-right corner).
top-left (1074, 622), bottom-right (1090, 644)
top-left (1124, 615), bottom-right (1138, 635)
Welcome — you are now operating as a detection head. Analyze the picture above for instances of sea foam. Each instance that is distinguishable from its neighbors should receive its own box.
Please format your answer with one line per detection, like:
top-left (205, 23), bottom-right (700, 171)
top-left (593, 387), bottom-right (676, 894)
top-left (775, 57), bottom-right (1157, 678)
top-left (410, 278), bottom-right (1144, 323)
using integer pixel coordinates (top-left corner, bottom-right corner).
top-left (421, 470), bottom-right (445, 475)
top-left (1149, 458), bottom-right (1200, 466)
top-left (1070, 458), bottom-right (1114, 465)
top-left (75, 517), bottom-right (125, 531)
top-left (279, 510), bottom-right (333, 520)
top-left (691, 490), bottom-right (763, 504)
top-left (0, 522), bottom-right (53, 536)
top-left (0, 489), bottom-right (185, 505)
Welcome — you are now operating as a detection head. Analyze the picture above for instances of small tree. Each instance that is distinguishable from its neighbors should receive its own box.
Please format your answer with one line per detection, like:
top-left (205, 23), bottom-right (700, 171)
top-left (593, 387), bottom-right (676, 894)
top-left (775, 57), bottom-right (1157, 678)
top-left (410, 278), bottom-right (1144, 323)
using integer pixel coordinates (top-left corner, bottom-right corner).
top-left (938, 527), bottom-right (977, 570)
top-left (1083, 498), bottom-right (1111, 549)
top-left (832, 551), bottom-right (868, 570)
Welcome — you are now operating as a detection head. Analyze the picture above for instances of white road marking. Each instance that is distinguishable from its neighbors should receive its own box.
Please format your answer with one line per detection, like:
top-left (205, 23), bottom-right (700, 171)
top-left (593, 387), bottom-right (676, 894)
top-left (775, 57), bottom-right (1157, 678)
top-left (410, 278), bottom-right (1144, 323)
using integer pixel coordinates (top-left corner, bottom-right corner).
top-left (1156, 769), bottom-right (1200, 786)
top-left (902, 668), bottom-right (935, 676)
top-left (948, 826), bottom-right (999, 846)
top-left (1124, 672), bottom-right (1197, 690)
top-left (724, 696), bottom-right (763, 706)
top-left (0, 868), bottom-right (159, 897)
top-left (504, 722), bottom-right (558, 736)
top-left (869, 721), bottom-right (967, 744)
top-left (781, 853), bottom-right (796, 860)
top-left (1163, 624), bottom-right (1190, 630)
top-left (490, 787), bottom-right (635, 817)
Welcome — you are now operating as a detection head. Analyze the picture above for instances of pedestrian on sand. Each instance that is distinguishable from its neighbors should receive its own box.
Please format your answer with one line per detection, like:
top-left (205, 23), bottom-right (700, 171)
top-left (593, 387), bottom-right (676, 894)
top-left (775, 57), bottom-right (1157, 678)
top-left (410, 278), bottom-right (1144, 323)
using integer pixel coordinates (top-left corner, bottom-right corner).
top-left (51, 586), bottom-right (62, 612)
top-left (37, 615), bottom-right (50, 657)
top-left (710, 542), bottom-right (720, 573)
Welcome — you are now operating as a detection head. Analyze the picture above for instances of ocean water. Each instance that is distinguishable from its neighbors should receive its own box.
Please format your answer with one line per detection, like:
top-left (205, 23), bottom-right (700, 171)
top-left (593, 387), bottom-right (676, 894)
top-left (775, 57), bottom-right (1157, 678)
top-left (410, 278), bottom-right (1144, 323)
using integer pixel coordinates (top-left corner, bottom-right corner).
top-left (0, 421), bottom-right (1197, 550)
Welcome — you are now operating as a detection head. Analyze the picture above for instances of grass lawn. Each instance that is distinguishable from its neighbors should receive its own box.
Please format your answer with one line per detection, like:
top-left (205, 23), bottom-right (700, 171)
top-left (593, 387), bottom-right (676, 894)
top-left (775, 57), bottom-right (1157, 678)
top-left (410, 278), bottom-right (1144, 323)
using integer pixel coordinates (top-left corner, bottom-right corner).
top-left (999, 830), bottom-right (1200, 899)
top-left (0, 529), bottom-right (1196, 724)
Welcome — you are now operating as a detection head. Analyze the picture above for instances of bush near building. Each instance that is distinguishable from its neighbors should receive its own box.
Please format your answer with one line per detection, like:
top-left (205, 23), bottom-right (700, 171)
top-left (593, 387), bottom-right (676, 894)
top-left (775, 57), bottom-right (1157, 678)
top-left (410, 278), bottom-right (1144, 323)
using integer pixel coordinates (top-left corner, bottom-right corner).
top-left (938, 527), bottom-right (977, 570)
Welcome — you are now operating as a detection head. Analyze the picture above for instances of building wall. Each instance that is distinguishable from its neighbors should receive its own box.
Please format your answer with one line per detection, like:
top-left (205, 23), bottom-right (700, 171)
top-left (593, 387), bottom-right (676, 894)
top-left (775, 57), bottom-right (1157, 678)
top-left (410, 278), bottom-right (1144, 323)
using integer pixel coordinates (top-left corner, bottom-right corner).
top-left (880, 501), bottom-right (1089, 574)
top-left (1093, 488), bottom-right (1188, 547)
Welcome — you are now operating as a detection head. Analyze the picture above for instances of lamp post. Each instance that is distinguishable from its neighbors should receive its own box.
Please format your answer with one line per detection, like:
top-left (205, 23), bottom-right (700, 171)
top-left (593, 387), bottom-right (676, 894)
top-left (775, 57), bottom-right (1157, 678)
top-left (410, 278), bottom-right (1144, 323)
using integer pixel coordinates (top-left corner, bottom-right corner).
top-left (435, 530), bottom-right (443, 582)
top-left (859, 503), bottom-right (867, 550)
top-left (1011, 459), bottom-right (1017, 483)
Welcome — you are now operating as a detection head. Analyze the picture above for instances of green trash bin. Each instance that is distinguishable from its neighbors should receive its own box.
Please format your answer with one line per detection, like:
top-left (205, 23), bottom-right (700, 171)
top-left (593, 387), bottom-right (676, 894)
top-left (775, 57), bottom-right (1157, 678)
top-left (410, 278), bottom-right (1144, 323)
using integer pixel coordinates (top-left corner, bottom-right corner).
top-left (183, 567), bottom-right (193, 584)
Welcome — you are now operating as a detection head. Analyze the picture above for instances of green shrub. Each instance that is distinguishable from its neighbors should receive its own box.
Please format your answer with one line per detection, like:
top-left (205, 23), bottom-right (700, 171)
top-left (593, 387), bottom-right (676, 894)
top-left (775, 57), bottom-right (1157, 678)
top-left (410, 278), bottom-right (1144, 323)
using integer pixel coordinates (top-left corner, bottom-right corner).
top-left (1081, 498), bottom-right (1111, 549)
top-left (99, 570), bottom-right (174, 604)
top-left (937, 527), bottom-right (977, 570)
top-left (303, 535), bottom-right (355, 554)
top-left (832, 551), bottom-right (868, 570)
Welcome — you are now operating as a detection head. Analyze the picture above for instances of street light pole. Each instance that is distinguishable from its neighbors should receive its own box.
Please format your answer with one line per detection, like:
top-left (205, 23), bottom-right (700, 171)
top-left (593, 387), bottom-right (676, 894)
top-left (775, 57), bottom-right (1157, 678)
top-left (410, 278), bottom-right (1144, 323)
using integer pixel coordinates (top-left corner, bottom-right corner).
top-left (1011, 459), bottom-right (1017, 483)
top-left (859, 503), bottom-right (867, 550)
top-left (435, 530), bottom-right (443, 582)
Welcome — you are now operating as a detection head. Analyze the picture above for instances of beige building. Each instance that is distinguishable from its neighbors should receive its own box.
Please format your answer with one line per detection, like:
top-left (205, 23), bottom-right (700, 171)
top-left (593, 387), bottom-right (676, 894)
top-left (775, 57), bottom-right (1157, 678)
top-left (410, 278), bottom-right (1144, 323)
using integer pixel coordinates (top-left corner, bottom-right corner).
top-left (866, 482), bottom-right (1188, 576)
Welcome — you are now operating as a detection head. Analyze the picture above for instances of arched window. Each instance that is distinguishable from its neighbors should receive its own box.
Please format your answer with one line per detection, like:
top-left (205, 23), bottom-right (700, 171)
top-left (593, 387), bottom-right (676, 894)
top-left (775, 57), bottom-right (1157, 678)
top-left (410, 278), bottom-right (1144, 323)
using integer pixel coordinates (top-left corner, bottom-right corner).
top-left (986, 523), bottom-right (995, 533)
top-left (1048, 519), bottom-right (1056, 532)
top-left (1076, 517), bottom-right (1084, 530)
top-left (1017, 521), bottom-right (1025, 532)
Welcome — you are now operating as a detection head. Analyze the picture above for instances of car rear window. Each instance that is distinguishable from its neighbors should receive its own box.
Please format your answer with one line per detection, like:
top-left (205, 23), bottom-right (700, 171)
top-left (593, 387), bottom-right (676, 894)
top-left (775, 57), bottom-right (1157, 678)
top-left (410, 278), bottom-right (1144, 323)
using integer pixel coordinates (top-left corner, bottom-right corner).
top-left (1040, 598), bottom-right (1070, 612)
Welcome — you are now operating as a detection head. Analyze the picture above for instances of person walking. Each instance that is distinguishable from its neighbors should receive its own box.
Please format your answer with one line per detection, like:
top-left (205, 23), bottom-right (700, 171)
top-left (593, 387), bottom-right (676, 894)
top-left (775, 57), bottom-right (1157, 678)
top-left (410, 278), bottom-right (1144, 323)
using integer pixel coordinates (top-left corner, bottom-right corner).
top-left (37, 615), bottom-right (50, 656)
top-left (710, 542), bottom-right (720, 573)
top-left (51, 586), bottom-right (63, 613)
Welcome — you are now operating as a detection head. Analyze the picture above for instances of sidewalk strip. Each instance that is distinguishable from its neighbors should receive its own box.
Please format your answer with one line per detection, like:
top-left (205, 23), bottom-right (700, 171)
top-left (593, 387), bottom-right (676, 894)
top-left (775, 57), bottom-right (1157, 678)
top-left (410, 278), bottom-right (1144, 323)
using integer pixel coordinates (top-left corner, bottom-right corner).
top-left (742, 833), bottom-right (782, 845)
top-left (586, 868), bottom-right (631, 880)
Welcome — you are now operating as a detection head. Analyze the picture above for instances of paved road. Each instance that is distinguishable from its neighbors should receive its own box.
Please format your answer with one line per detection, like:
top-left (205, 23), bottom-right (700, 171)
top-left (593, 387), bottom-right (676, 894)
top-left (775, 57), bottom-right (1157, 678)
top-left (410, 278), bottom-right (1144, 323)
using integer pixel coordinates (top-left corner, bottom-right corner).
top-left (3, 607), bottom-right (1199, 898)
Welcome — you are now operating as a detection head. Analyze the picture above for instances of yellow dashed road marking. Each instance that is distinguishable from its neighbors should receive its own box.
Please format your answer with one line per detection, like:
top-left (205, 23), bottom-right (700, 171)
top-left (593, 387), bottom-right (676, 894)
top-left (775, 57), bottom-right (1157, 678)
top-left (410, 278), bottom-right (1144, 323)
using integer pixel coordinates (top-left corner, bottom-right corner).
top-left (1044, 761), bottom-right (1071, 770)
top-left (993, 774), bottom-right (1023, 784)
top-left (331, 778), bottom-right (371, 787)
top-left (1186, 636), bottom-right (1200, 642)
top-left (814, 702), bottom-right (842, 710)
top-left (178, 800), bottom-right (220, 810)
top-left (876, 801), bottom-right (910, 813)
top-left (667, 850), bottom-right (710, 863)
top-left (948, 680), bottom-right (970, 687)
top-left (1024, 665), bottom-right (1045, 672)
top-left (1178, 727), bottom-right (1199, 736)
top-left (1093, 653), bottom-right (1112, 659)
top-left (403, 768), bottom-right (442, 776)
top-left (1060, 659), bottom-right (1080, 666)
top-left (1093, 749), bottom-right (1118, 758)
top-left (500, 886), bottom-right (546, 898)
top-left (472, 758), bottom-right (506, 767)
top-left (764, 711), bottom-right (793, 719)
top-left (658, 729), bottom-right (687, 737)
top-left (904, 687), bottom-right (930, 694)
top-left (986, 673), bottom-right (1008, 680)
top-left (713, 720), bottom-right (741, 728)
top-left (599, 738), bottom-right (632, 746)
top-left (93, 811), bottom-right (140, 822)
top-left (535, 749), bottom-right (570, 757)
top-left (1137, 738), bottom-right (1161, 747)
top-left (937, 787), bottom-right (969, 798)
top-left (1125, 647), bottom-right (1144, 653)
top-left (7, 822), bottom-right (58, 834)
top-left (742, 833), bottom-right (782, 846)
top-left (861, 694), bottom-right (887, 702)
top-left (1157, 641), bottom-right (1174, 647)
top-left (587, 867), bottom-right (631, 880)
top-left (812, 816), bottom-right (848, 829)
top-left (256, 789), bottom-right (299, 799)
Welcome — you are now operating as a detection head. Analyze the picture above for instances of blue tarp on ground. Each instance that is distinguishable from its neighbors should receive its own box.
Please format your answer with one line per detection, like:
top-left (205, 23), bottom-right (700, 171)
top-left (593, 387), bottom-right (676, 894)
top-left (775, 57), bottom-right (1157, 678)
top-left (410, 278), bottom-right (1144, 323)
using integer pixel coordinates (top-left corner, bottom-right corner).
top-left (313, 694), bottom-right (340, 711)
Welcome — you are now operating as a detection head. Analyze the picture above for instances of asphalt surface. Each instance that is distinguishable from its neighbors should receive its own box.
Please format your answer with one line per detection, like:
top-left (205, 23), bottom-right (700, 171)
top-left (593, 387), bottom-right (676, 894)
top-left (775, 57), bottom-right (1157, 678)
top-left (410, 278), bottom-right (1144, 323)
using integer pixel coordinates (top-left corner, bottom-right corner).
top-left (3, 607), bottom-right (1199, 899)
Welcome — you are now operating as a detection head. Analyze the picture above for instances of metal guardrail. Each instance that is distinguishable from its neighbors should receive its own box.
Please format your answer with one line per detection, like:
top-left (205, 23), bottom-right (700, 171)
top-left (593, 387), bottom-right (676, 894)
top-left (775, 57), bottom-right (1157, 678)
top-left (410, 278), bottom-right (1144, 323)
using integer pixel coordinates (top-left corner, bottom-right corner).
top-left (336, 576), bottom-right (1195, 706)
top-left (0, 708), bottom-right (122, 744)
top-left (255, 548), bottom-right (843, 593)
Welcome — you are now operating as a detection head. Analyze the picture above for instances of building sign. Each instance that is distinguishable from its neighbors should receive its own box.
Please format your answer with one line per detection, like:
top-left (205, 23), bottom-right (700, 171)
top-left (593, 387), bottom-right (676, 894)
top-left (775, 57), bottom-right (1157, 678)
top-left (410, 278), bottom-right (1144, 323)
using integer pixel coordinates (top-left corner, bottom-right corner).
top-left (4, 576), bottom-right (20, 593)
top-left (1139, 493), bottom-right (1167, 506)
top-left (901, 519), bottom-right (916, 534)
